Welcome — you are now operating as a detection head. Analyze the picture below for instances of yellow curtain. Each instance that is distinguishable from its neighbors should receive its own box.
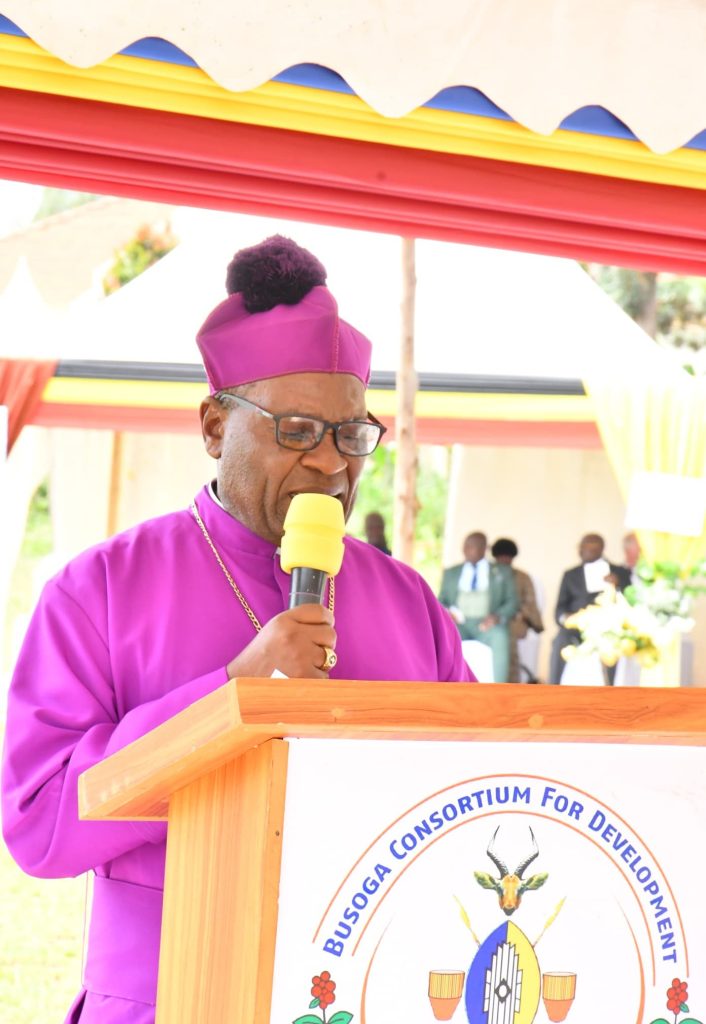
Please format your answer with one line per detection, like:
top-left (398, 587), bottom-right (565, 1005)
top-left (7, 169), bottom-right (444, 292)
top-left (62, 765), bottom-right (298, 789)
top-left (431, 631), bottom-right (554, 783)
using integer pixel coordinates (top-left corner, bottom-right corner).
top-left (585, 348), bottom-right (706, 686)
top-left (585, 366), bottom-right (706, 567)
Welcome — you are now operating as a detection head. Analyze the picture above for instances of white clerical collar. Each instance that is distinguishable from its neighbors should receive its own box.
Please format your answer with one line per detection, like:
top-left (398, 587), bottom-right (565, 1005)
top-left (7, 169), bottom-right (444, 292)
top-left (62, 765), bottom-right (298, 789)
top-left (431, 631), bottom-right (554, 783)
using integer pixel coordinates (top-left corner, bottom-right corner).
top-left (207, 480), bottom-right (226, 510)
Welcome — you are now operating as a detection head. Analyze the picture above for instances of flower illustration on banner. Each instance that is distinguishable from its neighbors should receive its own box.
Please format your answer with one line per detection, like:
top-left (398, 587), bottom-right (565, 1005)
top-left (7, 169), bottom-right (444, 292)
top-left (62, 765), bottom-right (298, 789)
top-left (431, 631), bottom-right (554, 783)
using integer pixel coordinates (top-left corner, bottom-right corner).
top-left (649, 977), bottom-right (702, 1024)
top-left (292, 970), bottom-right (353, 1024)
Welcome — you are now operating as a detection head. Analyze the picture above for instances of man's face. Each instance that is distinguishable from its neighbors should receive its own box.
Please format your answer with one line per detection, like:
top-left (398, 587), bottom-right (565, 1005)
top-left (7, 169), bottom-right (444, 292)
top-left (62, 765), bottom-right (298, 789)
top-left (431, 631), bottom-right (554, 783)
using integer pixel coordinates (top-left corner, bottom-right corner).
top-left (200, 371), bottom-right (369, 545)
top-left (463, 537), bottom-right (485, 564)
top-left (365, 514), bottom-right (385, 545)
top-left (623, 534), bottom-right (640, 567)
top-left (579, 536), bottom-right (604, 563)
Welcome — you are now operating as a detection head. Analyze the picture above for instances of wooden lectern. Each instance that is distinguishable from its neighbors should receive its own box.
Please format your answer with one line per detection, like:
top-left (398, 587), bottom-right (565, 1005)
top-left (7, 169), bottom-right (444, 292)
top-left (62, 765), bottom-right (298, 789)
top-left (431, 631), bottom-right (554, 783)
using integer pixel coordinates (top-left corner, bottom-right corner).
top-left (79, 680), bottom-right (706, 1023)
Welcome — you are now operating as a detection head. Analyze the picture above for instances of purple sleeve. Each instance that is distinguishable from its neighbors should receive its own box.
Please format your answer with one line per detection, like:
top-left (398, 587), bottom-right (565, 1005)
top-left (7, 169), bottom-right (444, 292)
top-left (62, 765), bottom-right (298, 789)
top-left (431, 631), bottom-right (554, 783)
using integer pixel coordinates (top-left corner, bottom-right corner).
top-left (1, 581), bottom-right (228, 879)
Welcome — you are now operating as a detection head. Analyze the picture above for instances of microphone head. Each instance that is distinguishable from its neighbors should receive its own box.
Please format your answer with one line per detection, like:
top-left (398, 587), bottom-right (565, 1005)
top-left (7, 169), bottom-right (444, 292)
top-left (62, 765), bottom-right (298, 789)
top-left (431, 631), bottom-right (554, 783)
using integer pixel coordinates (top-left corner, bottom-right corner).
top-left (280, 493), bottom-right (345, 576)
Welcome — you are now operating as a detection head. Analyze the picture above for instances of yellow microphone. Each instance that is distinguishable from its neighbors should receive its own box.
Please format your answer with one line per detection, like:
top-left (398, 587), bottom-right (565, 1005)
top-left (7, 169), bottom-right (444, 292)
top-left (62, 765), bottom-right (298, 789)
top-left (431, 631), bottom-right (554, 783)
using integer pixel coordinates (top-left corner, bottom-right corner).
top-left (281, 493), bottom-right (345, 607)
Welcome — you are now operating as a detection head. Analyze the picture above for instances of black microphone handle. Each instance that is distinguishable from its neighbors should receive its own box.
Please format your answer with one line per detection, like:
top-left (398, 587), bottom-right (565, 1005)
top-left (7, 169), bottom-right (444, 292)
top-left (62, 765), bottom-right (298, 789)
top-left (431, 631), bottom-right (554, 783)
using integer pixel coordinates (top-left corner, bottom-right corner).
top-left (289, 566), bottom-right (329, 608)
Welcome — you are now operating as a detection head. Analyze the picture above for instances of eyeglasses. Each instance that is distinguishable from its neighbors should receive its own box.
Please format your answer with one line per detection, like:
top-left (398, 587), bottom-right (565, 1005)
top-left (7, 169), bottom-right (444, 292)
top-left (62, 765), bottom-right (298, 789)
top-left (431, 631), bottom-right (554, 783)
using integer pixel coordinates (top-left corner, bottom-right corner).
top-left (217, 393), bottom-right (387, 456)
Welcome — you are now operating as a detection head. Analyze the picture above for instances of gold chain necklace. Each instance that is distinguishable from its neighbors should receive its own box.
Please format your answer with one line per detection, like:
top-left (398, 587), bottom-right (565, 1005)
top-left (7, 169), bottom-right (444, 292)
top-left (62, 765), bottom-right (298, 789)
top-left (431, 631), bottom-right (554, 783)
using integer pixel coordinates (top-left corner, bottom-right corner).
top-left (190, 501), bottom-right (335, 632)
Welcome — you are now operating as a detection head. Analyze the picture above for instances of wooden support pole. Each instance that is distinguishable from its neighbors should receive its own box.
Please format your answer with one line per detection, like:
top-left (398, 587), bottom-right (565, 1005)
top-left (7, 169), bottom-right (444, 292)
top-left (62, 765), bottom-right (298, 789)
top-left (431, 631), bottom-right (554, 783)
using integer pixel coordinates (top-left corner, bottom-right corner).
top-left (107, 430), bottom-right (123, 537)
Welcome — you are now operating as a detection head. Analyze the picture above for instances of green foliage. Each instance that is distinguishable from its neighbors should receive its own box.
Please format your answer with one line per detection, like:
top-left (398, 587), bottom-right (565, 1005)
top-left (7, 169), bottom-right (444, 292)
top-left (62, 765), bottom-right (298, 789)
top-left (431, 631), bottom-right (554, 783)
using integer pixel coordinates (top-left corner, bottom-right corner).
top-left (3, 481), bottom-right (53, 673)
top-left (584, 263), bottom-right (706, 370)
top-left (33, 188), bottom-right (99, 221)
top-left (348, 445), bottom-right (396, 530)
top-left (415, 451), bottom-right (451, 587)
top-left (103, 222), bottom-right (176, 294)
top-left (20, 480), bottom-right (52, 560)
top-left (348, 445), bottom-right (449, 589)
top-left (655, 275), bottom-right (706, 349)
top-left (626, 558), bottom-right (706, 604)
top-left (0, 735), bottom-right (85, 1024)
top-left (618, 558), bottom-right (706, 647)
top-left (586, 265), bottom-right (656, 322)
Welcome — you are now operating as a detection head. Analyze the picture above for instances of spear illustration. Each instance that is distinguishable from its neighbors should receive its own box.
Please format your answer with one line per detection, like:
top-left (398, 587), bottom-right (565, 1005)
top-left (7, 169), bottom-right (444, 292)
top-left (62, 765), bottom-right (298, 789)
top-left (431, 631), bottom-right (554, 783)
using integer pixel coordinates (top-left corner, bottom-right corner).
top-left (533, 896), bottom-right (567, 948)
top-left (454, 895), bottom-right (481, 947)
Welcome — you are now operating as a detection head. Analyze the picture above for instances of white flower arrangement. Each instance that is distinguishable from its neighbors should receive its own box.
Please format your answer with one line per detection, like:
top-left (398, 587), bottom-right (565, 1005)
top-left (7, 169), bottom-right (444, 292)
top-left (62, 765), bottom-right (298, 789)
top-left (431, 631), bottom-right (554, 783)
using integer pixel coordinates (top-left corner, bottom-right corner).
top-left (562, 559), bottom-right (705, 669)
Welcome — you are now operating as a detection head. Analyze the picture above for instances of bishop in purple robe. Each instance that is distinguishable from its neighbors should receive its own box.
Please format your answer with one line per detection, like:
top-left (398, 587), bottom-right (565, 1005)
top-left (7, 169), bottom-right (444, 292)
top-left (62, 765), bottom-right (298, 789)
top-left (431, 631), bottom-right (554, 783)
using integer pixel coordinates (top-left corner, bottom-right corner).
top-left (2, 235), bottom-right (473, 1023)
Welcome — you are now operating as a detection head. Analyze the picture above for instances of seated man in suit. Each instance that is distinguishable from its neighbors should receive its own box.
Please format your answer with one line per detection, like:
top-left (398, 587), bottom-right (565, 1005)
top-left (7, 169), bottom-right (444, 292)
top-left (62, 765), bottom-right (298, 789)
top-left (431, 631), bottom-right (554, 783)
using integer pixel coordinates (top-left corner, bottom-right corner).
top-left (548, 532), bottom-right (631, 684)
top-left (439, 532), bottom-right (519, 682)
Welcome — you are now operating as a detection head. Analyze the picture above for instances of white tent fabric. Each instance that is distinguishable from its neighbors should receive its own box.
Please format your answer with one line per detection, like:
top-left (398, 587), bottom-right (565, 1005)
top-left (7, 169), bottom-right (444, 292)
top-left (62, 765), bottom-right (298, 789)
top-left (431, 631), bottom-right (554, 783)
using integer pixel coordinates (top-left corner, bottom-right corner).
top-left (31, 207), bottom-right (657, 380)
top-left (1, 256), bottom-right (65, 357)
top-left (4, 0), bottom-right (706, 154)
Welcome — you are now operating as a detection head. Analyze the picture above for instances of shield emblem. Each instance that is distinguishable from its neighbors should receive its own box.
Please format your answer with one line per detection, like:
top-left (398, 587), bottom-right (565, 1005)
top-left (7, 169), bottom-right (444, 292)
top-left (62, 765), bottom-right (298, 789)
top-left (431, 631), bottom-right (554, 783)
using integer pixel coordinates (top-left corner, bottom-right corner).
top-left (465, 921), bottom-right (541, 1023)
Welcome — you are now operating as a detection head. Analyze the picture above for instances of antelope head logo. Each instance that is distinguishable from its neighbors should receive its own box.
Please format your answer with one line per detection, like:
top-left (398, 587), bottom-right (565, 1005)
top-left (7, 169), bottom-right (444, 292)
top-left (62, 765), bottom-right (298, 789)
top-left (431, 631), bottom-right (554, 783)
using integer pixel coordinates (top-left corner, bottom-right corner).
top-left (474, 826), bottom-right (548, 916)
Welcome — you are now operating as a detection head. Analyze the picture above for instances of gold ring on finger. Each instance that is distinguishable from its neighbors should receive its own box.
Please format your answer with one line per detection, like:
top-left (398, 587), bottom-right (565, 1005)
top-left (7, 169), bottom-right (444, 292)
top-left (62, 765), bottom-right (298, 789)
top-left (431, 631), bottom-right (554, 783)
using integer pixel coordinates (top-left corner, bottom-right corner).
top-left (320, 646), bottom-right (337, 672)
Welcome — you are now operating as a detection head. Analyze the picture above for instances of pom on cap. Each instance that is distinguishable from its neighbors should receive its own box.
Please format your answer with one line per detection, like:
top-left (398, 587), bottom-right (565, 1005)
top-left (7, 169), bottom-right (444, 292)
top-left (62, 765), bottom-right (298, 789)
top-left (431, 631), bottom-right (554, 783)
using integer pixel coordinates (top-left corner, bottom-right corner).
top-left (196, 234), bottom-right (372, 391)
top-left (225, 235), bottom-right (327, 313)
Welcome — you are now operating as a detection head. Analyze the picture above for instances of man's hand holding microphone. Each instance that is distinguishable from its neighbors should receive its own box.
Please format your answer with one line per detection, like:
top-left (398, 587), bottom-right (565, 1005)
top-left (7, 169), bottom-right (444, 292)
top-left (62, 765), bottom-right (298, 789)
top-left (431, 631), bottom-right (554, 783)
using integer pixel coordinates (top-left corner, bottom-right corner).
top-left (225, 493), bottom-right (343, 679)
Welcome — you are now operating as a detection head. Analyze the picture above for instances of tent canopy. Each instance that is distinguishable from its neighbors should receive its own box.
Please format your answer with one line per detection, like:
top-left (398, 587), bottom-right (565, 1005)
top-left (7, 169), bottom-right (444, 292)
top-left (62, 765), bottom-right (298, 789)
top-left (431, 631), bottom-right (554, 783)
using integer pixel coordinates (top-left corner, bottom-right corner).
top-left (2, 7), bottom-right (706, 274)
top-left (1, 3), bottom-right (703, 446)
top-left (3, 1), bottom-right (706, 154)
top-left (30, 207), bottom-right (643, 380)
top-left (15, 206), bottom-right (660, 449)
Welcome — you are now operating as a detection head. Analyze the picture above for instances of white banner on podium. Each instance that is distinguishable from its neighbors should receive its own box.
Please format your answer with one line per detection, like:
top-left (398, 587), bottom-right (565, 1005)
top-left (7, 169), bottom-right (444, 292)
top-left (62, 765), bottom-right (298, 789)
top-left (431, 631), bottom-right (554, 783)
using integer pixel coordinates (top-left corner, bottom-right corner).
top-left (271, 739), bottom-right (705, 1024)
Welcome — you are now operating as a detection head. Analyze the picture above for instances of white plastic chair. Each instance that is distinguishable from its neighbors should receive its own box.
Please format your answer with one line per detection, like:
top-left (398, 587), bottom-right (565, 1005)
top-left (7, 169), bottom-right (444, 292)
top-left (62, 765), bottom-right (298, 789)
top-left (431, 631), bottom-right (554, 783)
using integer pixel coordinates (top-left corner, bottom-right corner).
top-left (560, 654), bottom-right (635, 686)
top-left (559, 653), bottom-right (607, 686)
top-left (517, 630), bottom-right (541, 682)
top-left (462, 639), bottom-right (495, 682)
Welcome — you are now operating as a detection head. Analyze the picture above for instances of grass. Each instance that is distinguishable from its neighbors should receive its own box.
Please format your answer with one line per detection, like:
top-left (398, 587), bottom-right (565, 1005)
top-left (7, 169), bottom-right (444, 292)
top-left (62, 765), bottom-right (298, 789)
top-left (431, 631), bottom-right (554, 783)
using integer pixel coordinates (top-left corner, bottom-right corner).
top-left (3, 481), bottom-right (53, 676)
top-left (2, 483), bottom-right (86, 1021)
top-left (0, 748), bottom-right (86, 1023)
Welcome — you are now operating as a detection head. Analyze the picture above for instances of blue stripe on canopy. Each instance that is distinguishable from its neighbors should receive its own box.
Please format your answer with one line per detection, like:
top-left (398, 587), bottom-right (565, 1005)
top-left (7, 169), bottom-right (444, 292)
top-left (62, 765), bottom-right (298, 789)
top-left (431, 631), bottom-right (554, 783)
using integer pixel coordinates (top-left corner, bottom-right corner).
top-left (2, 13), bottom-right (706, 150)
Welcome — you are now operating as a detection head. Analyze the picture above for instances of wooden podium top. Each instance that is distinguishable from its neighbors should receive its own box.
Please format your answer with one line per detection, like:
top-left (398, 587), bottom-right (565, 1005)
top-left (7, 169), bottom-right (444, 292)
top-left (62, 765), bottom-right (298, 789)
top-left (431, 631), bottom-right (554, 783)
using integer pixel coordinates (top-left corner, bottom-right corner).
top-left (79, 679), bottom-right (706, 822)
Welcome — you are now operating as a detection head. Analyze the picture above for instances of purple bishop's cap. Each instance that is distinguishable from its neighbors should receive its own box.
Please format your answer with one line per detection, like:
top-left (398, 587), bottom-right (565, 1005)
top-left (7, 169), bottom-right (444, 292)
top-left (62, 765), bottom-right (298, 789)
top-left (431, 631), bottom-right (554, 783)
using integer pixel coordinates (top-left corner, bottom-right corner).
top-left (196, 235), bottom-right (372, 392)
